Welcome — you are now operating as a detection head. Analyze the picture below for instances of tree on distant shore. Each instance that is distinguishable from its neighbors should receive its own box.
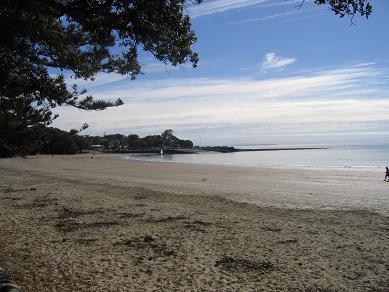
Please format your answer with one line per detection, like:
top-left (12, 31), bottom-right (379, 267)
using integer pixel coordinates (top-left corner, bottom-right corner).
top-left (161, 129), bottom-right (176, 148)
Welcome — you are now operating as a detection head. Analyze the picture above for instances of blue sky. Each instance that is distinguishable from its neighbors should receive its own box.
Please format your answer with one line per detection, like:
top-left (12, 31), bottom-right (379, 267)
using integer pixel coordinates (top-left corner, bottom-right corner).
top-left (53, 0), bottom-right (389, 146)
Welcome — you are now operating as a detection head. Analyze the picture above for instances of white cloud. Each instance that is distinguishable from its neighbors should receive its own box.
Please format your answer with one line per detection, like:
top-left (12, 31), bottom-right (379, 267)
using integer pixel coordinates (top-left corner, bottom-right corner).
top-left (261, 52), bottom-right (297, 71)
top-left (64, 73), bottom-right (128, 88)
top-left (229, 10), bottom-right (301, 24)
top-left (52, 64), bottom-right (389, 145)
top-left (187, 0), bottom-right (314, 20)
top-left (141, 61), bottom-right (193, 74)
top-left (188, 0), bottom-right (269, 18)
top-left (61, 61), bottom-right (194, 90)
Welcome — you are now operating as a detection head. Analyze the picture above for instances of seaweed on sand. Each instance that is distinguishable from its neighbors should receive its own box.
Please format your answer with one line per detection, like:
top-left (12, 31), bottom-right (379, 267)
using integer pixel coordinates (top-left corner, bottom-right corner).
top-left (215, 256), bottom-right (274, 274)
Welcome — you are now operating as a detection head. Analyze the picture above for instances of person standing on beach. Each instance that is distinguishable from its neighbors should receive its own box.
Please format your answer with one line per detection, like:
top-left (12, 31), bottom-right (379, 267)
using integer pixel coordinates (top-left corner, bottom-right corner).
top-left (385, 167), bottom-right (389, 182)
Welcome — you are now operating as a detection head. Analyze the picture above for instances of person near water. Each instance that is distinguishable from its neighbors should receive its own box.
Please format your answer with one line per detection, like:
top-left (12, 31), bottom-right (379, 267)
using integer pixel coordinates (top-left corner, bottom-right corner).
top-left (385, 167), bottom-right (389, 182)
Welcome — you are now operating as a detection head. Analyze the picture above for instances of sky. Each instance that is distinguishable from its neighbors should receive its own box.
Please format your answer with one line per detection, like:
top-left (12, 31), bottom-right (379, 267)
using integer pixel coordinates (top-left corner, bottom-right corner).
top-left (52, 0), bottom-right (389, 146)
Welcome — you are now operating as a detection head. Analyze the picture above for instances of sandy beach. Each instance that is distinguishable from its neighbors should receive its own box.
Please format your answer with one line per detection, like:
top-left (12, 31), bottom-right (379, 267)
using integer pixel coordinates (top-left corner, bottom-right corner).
top-left (0, 154), bottom-right (388, 291)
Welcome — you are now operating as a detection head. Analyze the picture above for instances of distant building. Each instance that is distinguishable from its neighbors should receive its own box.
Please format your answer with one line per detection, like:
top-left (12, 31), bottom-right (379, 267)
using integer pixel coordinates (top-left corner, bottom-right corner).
top-left (88, 144), bottom-right (103, 151)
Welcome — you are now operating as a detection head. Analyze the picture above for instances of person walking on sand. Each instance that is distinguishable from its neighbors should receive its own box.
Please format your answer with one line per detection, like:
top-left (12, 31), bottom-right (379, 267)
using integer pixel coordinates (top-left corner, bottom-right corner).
top-left (385, 167), bottom-right (389, 182)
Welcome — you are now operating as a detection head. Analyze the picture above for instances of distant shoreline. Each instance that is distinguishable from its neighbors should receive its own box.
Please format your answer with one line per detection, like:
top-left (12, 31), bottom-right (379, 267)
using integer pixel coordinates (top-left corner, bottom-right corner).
top-left (101, 147), bottom-right (328, 154)
top-left (234, 147), bottom-right (328, 152)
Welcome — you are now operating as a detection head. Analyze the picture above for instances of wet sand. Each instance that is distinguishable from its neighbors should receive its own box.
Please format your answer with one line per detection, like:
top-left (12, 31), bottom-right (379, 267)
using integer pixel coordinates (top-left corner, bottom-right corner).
top-left (0, 154), bottom-right (388, 291)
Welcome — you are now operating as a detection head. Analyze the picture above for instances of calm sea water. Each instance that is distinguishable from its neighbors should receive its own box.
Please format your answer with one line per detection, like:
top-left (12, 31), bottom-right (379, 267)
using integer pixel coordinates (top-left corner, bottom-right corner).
top-left (122, 144), bottom-right (389, 172)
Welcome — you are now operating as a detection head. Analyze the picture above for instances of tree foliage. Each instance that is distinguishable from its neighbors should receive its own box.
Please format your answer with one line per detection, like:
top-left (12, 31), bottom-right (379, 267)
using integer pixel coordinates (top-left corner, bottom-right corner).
top-left (0, 0), bottom-right (200, 155)
top-left (311, 0), bottom-right (372, 19)
top-left (41, 127), bottom-right (80, 155)
top-left (106, 129), bottom-right (193, 150)
top-left (161, 129), bottom-right (175, 148)
top-left (0, 127), bottom-right (194, 156)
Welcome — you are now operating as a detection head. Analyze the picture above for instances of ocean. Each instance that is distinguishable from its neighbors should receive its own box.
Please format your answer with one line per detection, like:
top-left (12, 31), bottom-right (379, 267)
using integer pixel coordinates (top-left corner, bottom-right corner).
top-left (122, 143), bottom-right (389, 172)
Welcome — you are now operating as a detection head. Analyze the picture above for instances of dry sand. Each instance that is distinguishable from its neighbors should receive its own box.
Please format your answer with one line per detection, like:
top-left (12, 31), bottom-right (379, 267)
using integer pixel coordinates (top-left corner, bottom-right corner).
top-left (0, 154), bottom-right (388, 291)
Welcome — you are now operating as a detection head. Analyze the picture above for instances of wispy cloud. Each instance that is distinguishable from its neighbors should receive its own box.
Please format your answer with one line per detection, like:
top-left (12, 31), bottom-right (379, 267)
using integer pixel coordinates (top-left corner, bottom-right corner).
top-left (64, 73), bottom-right (128, 89)
top-left (187, 0), bottom-right (314, 19)
top-left (261, 52), bottom-right (297, 71)
top-left (188, 0), bottom-right (269, 18)
top-left (229, 10), bottom-right (301, 24)
top-left (141, 61), bottom-right (194, 74)
top-left (53, 64), bottom-right (389, 145)
top-left (260, 0), bottom-right (313, 8)
top-left (272, 12), bottom-right (324, 25)
top-left (62, 61), bottom-right (194, 90)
